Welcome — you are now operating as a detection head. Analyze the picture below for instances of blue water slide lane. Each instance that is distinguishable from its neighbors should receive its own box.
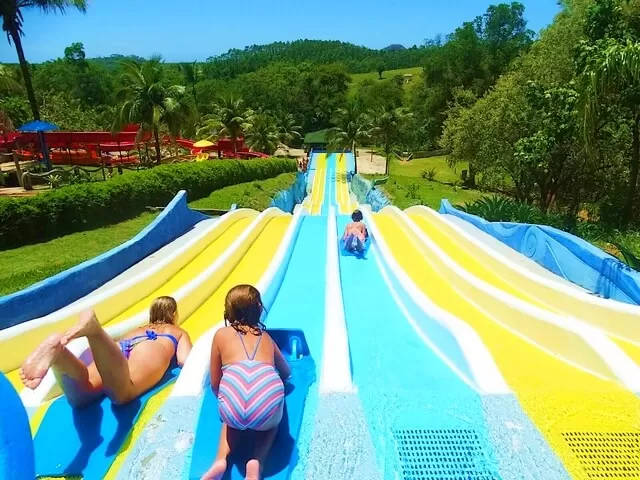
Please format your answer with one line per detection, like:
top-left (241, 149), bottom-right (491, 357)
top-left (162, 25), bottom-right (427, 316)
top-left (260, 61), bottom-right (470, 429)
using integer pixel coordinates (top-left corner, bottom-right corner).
top-left (336, 215), bottom-right (502, 478)
top-left (440, 199), bottom-right (640, 304)
top-left (0, 372), bottom-right (35, 480)
top-left (34, 363), bottom-right (181, 478)
top-left (188, 214), bottom-right (327, 480)
top-left (0, 190), bottom-right (208, 329)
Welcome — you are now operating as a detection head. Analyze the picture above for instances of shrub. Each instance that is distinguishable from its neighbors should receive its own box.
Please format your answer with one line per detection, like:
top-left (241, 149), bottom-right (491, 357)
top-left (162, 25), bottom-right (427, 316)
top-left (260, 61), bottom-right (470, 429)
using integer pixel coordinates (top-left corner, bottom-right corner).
top-left (0, 158), bottom-right (296, 249)
top-left (421, 168), bottom-right (437, 181)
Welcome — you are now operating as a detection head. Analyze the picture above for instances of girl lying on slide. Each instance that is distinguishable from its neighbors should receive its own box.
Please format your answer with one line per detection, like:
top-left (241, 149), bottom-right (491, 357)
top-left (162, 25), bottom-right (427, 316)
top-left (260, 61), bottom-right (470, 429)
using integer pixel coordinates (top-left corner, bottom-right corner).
top-left (202, 285), bottom-right (291, 480)
top-left (342, 209), bottom-right (369, 253)
top-left (20, 296), bottom-right (192, 407)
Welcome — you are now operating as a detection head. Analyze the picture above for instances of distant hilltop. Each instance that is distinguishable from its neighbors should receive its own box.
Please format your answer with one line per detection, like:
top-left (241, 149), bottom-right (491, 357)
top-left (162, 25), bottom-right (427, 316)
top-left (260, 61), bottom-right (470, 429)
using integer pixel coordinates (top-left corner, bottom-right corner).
top-left (382, 44), bottom-right (406, 52)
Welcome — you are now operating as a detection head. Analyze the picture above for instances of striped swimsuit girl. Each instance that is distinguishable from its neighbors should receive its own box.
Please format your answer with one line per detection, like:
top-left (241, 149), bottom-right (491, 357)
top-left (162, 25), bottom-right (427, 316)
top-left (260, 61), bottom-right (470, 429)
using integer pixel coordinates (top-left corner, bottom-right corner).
top-left (218, 332), bottom-right (285, 431)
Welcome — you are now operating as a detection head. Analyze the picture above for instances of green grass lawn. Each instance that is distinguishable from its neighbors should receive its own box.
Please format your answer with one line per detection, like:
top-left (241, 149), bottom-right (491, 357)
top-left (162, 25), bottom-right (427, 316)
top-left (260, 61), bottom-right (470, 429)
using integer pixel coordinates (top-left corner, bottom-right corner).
top-left (365, 155), bottom-right (484, 210)
top-left (350, 66), bottom-right (423, 85)
top-left (349, 66), bottom-right (423, 96)
top-left (189, 172), bottom-right (296, 211)
top-left (0, 173), bottom-right (297, 296)
top-left (0, 212), bottom-right (159, 297)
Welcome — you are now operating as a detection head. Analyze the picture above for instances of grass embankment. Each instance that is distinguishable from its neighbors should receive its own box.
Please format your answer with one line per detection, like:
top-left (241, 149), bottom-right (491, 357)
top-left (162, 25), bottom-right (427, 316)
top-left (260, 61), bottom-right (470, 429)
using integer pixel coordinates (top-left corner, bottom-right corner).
top-left (0, 173), bottom-right (296, 296)
top-left (366, 155), bottom-right (485, 209)
top-left (0, 212), bottom-right (158, 296)
top-left (190, 172), bottom-right (296, 211)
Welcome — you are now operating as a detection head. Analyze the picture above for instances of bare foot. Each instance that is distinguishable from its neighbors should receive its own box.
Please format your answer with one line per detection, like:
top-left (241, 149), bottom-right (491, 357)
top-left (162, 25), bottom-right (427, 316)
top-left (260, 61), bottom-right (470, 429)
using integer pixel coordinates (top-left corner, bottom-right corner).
top-left (20, 333), bottom-right (63, 389)
top-left (61, 310), bottom-right (101, 345)
top-left (245, 460), bottom-right (260, 480)
top-left (201, 459), bottom-right (227, 480)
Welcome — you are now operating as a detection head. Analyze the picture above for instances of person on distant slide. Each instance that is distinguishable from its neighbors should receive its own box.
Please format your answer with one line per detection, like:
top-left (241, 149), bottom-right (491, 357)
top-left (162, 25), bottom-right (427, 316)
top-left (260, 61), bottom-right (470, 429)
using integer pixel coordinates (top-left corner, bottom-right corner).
top-left (20, 296), bottom-right (192, 407)
top-left (342, 209), bottom-right (369, 253)
top-left (202, 285), bottom-right (291, 480)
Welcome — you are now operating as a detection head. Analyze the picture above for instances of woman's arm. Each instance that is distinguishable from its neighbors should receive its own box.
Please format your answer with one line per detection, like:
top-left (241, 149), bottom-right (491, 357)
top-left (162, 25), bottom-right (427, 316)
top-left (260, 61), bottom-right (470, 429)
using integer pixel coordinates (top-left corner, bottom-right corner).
top-left (176, 330), bottom-right (193, 367)
top-left (210, 331), bottom-right (223, 395)
top-left (273, 341), bottom-right (292, 381)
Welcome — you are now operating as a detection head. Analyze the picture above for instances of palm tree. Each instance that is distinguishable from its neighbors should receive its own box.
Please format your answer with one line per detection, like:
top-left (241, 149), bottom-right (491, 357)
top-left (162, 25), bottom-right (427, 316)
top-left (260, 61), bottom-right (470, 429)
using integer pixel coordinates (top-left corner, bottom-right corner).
top-left (371, 106), bottom-right (412, 175)
top-left (328, 102), bottom-right (372, 155)
top-left (1, 0), bottom-right (87, 120)
top-left (0, 64), bottom-right (19, 92)
top-left (179, 61), bottom-right (200, 113)
top-left (197, 97), bottom-right (254, 153)
top-left (274, 112), bottom-right (302, 148)
top-left (245, 114), bottom-right (279, 155)
top-left (114, 58), bottom-right (194, 165)
top-left (581, 39), bottom-right (640, 225)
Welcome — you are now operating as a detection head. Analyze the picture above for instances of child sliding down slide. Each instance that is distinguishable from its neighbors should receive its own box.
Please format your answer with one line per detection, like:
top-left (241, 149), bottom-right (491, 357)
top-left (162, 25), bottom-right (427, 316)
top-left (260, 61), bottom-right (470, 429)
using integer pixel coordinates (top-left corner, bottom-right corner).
top-left (342, 210), bottom-right (369, 254)
top-left (202, 285), bottom-right (291, 480)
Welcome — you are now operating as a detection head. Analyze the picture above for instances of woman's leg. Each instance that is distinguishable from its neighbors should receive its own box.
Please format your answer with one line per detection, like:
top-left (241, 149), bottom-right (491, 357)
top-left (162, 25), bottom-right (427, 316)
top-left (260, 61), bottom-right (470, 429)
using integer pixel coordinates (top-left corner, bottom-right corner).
top-left (201, 424), bottom-right (238, 480)
top-left (20, 333), bottom-right (102, 407)
top-left (61, 310), bottom-right (135, 405)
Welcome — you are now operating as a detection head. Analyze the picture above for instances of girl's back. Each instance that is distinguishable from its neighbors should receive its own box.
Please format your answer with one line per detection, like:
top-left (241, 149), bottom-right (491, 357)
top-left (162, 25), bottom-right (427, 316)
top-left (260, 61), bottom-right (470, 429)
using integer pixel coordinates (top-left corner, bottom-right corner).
top-left (216, 326), bottom-right (275, 367)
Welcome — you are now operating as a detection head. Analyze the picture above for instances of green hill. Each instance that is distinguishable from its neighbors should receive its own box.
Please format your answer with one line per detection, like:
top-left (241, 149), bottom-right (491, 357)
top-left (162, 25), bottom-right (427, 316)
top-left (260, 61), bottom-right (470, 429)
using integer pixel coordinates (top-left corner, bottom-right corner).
top-left (203, 40), bottom-right (428, 79)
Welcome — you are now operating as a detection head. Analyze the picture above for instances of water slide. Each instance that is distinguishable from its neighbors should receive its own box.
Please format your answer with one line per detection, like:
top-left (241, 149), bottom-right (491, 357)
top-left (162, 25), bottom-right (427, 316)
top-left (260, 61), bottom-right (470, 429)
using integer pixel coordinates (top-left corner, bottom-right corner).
top-left (28, 209), bottom-right (292, 478)
top-left (5, 150), bottom-right (640, 479)
top-left (366, 205), bottom-right (640, 479)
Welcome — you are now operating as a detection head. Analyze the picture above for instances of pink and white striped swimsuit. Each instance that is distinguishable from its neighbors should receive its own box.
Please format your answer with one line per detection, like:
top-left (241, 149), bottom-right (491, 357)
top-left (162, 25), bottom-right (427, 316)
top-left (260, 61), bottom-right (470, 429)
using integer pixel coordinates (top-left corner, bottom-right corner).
top-left (218, 332), bottom-right (285, 431)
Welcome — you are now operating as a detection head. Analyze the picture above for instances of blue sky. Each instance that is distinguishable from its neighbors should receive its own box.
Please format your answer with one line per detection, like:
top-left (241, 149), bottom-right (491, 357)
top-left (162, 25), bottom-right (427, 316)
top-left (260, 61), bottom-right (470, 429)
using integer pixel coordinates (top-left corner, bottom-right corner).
top-left (0, 0), bottom-right (561, 63)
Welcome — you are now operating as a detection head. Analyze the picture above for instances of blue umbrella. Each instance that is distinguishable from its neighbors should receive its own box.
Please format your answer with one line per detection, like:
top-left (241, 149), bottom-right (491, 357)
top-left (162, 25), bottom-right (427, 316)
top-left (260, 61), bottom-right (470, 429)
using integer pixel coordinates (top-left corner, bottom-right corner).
top-left (17, 120), bottom-right (60, 171)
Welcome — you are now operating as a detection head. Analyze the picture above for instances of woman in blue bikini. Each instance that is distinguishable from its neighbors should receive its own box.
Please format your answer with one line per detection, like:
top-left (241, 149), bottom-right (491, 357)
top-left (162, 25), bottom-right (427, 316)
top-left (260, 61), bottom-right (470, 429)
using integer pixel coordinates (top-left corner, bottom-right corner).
top-left (20, 296), bottom-right (192, 407)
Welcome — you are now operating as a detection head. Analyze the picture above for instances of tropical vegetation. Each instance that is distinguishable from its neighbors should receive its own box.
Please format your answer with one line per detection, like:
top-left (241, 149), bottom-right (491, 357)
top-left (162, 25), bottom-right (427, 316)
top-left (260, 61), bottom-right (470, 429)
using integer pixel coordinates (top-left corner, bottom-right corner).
top-left (3, 0), bottom-right (640, 251)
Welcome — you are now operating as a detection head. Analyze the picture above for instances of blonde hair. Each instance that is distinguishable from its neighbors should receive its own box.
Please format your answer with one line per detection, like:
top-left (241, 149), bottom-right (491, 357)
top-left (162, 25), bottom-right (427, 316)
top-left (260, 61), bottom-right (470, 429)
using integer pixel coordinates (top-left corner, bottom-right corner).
top-left (149, 296), bottom-right (178, 325)
top-left (224, 285), bottom-right (265, 334)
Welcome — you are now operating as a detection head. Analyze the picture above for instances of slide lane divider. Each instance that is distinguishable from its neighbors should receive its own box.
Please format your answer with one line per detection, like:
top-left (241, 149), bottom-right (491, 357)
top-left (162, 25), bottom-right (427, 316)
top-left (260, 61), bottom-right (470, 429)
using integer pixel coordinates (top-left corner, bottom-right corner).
top-left (319, 207), bottom-right (354, 394)
top-left (410, 205), bottom-right (640, 347)
top-left (360, 206), bottom-right (509, 395)
top-left (1, 209), bottom-right (252, 377)
top-left (112, 207), bottom-right (307, 479)
top-left (390, 206), bottom-right (640, 392)
top-left (21, 208), bottom-right (284, 413)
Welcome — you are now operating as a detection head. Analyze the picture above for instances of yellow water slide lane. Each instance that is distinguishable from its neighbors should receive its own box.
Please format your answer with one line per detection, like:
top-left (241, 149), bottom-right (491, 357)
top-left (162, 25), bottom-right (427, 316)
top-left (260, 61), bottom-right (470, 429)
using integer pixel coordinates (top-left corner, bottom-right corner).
top-left (2, 210), bottom-right (254, 391)
top-left (372, 211), bottom-right (640, 479)
top-left (309, 153), bottom-right (327, 215)
top-left (406, 207), bottom-right (640, 366)
top-left (336, 153), bottom-right (356, 214)
top-left (105, 213), bottom-right (291, 478)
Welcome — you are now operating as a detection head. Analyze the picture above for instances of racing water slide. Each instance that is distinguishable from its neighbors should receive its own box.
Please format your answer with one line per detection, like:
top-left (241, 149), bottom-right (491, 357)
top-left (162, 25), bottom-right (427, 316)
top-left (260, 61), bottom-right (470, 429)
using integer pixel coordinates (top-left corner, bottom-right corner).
top-left (405, 205), bottom-right (640, 364)
top-left (366, 205), bottom-right (640, 479)
top-left (118, 154), bottom-right (332, 479)
top-left (329, 153), bottom-right (568, 479)
top-left (25, 208), bottom-right (292, 478)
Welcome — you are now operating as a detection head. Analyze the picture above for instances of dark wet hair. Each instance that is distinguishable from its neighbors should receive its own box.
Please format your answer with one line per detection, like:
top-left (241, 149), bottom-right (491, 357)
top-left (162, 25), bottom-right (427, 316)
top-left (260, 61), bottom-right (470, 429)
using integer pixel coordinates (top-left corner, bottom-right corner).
top-left (351, 210), bottom-right (363, 222)
top-left (224, 284), bottom-right (266, 335)
top-left (149, 296), bottom-right (178, 325)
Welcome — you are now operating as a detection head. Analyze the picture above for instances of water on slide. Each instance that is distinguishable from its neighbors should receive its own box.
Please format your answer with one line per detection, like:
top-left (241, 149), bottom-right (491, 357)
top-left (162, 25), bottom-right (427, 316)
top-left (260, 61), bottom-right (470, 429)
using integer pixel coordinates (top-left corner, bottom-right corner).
top-left (372, 210), bottom-right (640, 479)
top-left (406, 207), bottom-right (640, 366)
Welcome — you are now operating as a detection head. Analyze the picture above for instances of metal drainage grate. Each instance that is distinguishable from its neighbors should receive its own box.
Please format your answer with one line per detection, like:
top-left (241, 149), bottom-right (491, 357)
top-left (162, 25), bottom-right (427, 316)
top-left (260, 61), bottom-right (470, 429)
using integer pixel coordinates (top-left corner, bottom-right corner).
top-left (563, 432), bottom-right (640, 479)
top-left (393, 429), bottom-right (497, 480)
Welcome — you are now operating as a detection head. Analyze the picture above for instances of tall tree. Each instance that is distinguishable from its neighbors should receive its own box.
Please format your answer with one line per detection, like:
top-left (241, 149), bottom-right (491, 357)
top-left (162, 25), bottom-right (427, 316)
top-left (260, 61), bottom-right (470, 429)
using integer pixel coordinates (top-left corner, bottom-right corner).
top-left (179, 61), bottom-right (200, 114)
top-left (328, 102), bottom-right (372, 155)
top-left (198, 97), bottom-right (254, 153)
top-left (1, 0), bottom-right (87, 120)
top-left (114, 58), bottom-right (194, 164)
top-left (245, 114), bottom-right (279, 154)
top-left (371, 106), bottom-right (412, 175)
top-left (274, 111), bottom-right (302, 147)
top-left (579, 0), bottom-right (640, 225)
